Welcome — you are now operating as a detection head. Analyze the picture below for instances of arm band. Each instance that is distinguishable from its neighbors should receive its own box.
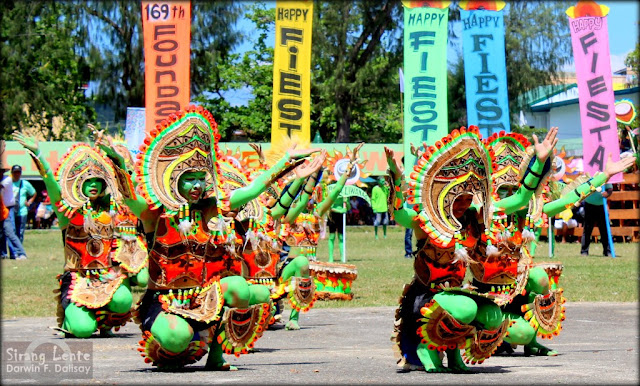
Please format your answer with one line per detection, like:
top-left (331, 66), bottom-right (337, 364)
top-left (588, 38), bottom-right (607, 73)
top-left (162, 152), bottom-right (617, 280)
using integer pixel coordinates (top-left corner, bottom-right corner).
top-left (276, 199), bottom-right (291, 211)
top-left (527, 168), bottom-right (544, 178)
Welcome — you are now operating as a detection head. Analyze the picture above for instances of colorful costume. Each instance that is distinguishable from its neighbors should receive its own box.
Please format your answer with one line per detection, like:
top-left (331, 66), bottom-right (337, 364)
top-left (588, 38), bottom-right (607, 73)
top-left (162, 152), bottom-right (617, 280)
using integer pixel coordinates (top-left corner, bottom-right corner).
top-left (100, 106), bottom-right (307, 369)
top-left (389, 126), bottom-right (553, 372)
top-left (21, 142), bottom-right (133, 338)
top-left (485, 131), bottom-right (564, 356)
top-left (217, 146), bottom-right (316, 330)
top-left (486, 130), bottom-right (623, 356)
top-left (268, 150), bottom-right (363, 329)
top-left (109, 138), bottom-right (149, 288)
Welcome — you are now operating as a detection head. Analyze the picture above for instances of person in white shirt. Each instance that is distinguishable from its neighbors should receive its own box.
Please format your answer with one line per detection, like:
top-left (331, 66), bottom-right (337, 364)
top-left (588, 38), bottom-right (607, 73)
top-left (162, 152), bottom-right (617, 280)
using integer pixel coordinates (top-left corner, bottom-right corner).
top-left (1, 165), bottom-right (27, 260)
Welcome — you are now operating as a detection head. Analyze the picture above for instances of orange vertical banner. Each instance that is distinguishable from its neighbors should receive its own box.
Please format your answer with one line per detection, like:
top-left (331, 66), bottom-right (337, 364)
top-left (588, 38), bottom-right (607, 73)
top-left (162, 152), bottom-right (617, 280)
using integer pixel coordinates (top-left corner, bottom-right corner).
top-left (141, 0), bottom-right (191, 132)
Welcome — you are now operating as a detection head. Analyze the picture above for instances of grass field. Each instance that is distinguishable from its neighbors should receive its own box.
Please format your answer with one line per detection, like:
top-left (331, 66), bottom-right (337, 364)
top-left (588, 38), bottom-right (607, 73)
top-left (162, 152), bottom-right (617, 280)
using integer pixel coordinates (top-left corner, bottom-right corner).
top-left (2, 227), bottom-right (638, 318)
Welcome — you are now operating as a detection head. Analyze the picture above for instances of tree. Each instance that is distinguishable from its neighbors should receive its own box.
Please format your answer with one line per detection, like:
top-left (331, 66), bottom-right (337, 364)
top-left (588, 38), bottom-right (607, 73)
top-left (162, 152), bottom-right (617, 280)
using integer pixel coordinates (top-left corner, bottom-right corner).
top-left (80, 0), bottom-right (246, 123)
top-left (80, 1), bottom-right (145, 123)
top-left (311, 1), bottom-right (404, 143)
top-left (447, 57), bottom-right (467, 131)
top-left (0, 0), bottom-right (94, 140)
top-left (195, 3), bottom-right (275, 141)
top-left (625, 42), bottom-right (639, 87)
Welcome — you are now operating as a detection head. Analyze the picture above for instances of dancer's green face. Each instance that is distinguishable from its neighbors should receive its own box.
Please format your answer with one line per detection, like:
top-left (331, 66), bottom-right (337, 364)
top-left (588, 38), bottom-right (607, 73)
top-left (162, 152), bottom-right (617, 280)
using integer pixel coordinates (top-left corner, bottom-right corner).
top-left (178, 171), bottom-right (207, 204)
top-left (82, 178), bottom-right (106, 200)
top-left (452, 194), bottom-right (473, 219)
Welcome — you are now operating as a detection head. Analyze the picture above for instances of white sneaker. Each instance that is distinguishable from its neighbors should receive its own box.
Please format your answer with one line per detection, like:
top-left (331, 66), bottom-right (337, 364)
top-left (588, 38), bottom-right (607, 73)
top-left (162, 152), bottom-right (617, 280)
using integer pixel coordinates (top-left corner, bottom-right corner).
top-left (15, 255), bottom-right (27, 260)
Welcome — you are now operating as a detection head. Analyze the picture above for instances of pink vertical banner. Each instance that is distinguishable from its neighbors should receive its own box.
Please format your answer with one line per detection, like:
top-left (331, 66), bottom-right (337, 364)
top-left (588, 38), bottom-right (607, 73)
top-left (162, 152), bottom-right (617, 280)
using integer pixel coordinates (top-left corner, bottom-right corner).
top-left (567, 2), bottom-right (622, 183)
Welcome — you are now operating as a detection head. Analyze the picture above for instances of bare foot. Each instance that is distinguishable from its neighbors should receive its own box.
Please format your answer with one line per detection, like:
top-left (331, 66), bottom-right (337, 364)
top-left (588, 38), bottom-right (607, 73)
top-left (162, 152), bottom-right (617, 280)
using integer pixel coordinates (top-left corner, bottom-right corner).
top-left (285, 320), bottom-right (300, 330)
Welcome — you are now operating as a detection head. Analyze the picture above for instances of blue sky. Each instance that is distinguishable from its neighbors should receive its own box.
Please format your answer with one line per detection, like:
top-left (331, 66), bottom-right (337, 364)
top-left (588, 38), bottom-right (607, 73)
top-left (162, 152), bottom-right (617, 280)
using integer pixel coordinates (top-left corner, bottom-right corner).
top-left (596, 0), bottom-right (639, 71)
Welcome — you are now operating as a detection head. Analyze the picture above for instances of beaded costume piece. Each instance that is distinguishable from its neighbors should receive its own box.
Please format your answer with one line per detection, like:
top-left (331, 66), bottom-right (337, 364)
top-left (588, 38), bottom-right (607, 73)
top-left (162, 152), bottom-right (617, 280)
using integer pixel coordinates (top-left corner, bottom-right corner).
top-left (112, 208), bottom-right (148, 275)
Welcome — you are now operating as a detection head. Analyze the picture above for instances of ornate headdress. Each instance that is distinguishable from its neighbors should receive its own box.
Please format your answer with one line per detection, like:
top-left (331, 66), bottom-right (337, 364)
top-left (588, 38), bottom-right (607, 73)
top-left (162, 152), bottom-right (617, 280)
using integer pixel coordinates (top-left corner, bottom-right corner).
top-left (135, 106), bottom-right (229, 218)
top-left (54, 144), bottom-right (121, 218)
top-left (406, 126), bottom-right (496, 251)
top-left (486, 131), bottom-right (552, 241)
top-left (485, 131), bottom-right (530, 193)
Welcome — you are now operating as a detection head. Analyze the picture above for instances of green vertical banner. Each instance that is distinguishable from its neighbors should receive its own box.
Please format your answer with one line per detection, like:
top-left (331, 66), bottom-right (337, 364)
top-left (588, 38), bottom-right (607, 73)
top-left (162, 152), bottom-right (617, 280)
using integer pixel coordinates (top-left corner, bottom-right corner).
top-left (459, 1), bottom-right (509, 138)
top-left (402, 1), bottom-right (450, 174)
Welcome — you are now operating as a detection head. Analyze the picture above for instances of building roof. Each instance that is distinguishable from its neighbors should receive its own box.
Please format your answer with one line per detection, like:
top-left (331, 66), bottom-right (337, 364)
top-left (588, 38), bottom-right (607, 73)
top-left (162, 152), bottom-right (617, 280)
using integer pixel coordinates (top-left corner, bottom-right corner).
top-left (516, 83), bottom-right (576, 107)
top-left (531, 86), bottom-right (640, 112)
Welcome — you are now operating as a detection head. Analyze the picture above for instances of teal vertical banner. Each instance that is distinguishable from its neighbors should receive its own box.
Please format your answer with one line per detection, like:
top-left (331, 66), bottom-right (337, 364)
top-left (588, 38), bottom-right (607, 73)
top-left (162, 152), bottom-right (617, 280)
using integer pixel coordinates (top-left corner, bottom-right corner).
top-left (460, 9), bottom-right (510, 138)
top-left (403, 4), bottom-right (449, 174)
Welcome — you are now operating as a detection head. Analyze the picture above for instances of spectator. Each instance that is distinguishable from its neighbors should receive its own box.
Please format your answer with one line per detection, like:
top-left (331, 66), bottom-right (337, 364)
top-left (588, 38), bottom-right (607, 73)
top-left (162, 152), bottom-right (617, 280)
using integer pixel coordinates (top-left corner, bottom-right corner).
top-left (581, 183), bottom-right (613, 256)
top-left (404, 227), bottom-right (413, 258)
top-left (1, 164), bottom-right (27, 260)
top-left (1, 143), bottom-right (10, 257)
top-left (9, 165), bottom-right (36, 242)
top-left (371, 177), bottom-right (389, 240)
top-left (553, 215), bottom-right (578, 243)
top-left (35, 191), bottom-right (54, 229)
top-left (348, 197), bottom-right (360, 225)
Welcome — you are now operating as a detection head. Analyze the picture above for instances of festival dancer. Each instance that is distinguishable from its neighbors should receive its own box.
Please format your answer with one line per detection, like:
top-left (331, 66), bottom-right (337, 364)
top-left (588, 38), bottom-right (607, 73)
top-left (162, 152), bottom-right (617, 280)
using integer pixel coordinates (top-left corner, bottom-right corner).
top-left (218, 143), bottom-right (325, 329)
top-left (269, 143), bottom-right (363, 330)
top-left (486, 131), bottom-right (635, 356)
top-left (14, 133), bottom-right (134, 338)
top-left (387, 126), bottom-right (558, 373)
top-left (97, 131), bottom-right (149, 290)
top-left (98, 106), bottom-right (318, 370)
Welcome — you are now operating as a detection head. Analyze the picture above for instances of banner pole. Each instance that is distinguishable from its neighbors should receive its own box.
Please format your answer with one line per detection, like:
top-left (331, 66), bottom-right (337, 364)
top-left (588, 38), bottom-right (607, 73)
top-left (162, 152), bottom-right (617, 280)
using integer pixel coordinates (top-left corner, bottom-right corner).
top-left (603, 196), bottom-right (616, 258)
top-left (342, 199), bottom-right (347, 263)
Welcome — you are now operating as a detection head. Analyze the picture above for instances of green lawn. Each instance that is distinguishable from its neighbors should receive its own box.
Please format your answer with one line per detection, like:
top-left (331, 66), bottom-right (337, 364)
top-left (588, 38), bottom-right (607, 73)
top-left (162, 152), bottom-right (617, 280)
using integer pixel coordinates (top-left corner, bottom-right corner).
top-left (2, 227), bottom-right (638, 318)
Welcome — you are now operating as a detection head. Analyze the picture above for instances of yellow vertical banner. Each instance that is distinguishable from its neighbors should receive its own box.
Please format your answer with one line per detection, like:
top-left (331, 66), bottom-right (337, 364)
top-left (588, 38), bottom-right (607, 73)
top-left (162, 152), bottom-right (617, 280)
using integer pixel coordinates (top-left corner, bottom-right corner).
top-left (271, 0), bottom-right (313, 148)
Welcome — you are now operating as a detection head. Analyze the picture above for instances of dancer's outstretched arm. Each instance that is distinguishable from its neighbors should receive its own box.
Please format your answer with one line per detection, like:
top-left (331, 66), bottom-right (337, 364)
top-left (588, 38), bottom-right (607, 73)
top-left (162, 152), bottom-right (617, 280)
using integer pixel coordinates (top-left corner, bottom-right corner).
top-left (93, 129), bottom-right (131, 175)
top-left (230, 146), bottom-right (320, 210)
top-left (92, 131), bottom-right (155, 226)
top-left (285, 169), bottom-right (322, 224)
top-left (272, 151), bottom-right (326, 221)
top-left (384, 146), bottom-right (419, 229)
top-left (14, 133), bottom-right (68, 228)
top-left (270, 178), bottom-right (305, 220)
top-left (543, 155), bottom-right (635, 217)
